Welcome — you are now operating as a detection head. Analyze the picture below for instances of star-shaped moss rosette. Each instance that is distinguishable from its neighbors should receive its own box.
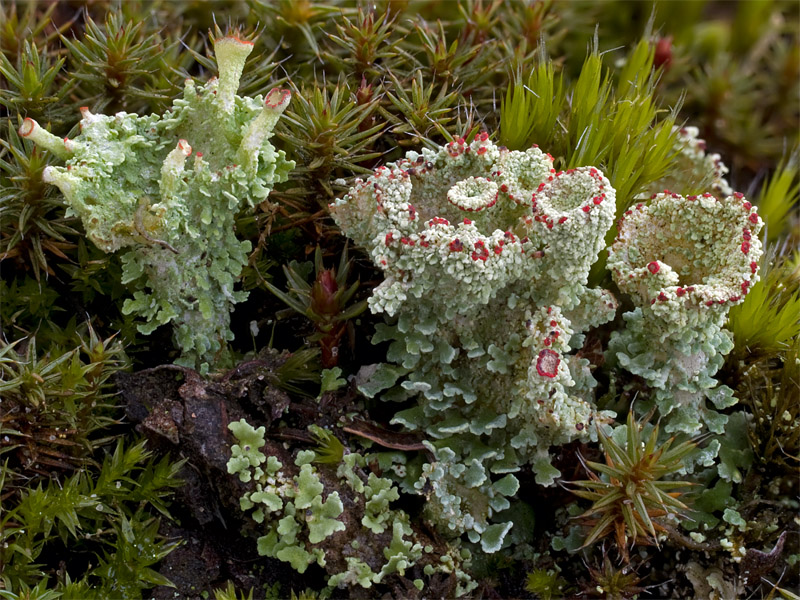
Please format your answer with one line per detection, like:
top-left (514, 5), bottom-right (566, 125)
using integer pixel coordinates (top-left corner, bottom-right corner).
top-left (20, 35), bottom-right (294, 370)
top-left (607, 191), bottom-right (764, 435)
top-left (331, 135), bottom-right (619, 549)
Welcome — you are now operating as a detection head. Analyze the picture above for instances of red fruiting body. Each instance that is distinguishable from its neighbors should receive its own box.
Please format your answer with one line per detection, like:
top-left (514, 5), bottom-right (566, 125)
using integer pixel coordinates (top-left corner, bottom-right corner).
top-left (676, 287), bottom-right (685, 297)
top-left (741, 242), bottom-right (750, 254)
top-left (471, 242), bottom-right (489, 261)
top-left (582, 206), bottom-right (591, 213)
top-left (536, 349), bottom-right (560, 378)
top-left (647, 262), bottom-right (660, 274)
top-left (264, 88), bottom-right (291, 109)
top-left (19, 118), bottom-right (36, 136)
top-left (749, 213), bottom-right (759, 224)
top-left (449, 239), bottom-right (463, 252)
top-left (750, 261), bottom-right (758, 273)
top-left (385, 233), bottom-right (394, 246)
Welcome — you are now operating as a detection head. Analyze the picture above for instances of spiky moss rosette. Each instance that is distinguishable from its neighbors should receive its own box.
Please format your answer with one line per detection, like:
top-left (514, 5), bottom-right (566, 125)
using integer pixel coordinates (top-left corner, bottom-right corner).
top-left (608, 191), bottom-right (764, 435)
top-left (330, 135), bottom-right (620, 551)
top-left (19, 36), bottom-right (294, 371)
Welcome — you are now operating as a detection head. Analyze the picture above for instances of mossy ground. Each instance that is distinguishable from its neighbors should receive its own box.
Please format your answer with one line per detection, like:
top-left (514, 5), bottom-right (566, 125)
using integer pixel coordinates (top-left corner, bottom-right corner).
top-left (1, 1), bottom-right (798, 598)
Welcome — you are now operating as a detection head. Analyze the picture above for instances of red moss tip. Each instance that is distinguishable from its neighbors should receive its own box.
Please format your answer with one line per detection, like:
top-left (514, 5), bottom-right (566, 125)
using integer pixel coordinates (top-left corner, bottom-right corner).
top-left (218, 35), bottom-right (255, 46)
top-left (19, 118), bottom-right (35, 137)
top-left (536, 349), bottom-right (560, 378)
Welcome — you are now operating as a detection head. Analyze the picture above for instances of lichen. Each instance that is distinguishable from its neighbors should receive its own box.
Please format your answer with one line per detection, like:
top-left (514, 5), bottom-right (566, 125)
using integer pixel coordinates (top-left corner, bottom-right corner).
top-left (331, 135), bottom-right (619, 549)
top-left (608, 191), bottom-right (764, 434)
top-left (227, 420), bottom-right (476, 595)
top-left (21, 35), bottom-right (294, 370)
top-left (648, 125), bottom-right (733, 198)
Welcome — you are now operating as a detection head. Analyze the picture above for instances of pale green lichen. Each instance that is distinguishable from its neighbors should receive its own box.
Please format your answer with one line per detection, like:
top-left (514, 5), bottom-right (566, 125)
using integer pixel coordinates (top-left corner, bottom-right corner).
top-left (21, 35), bottom-right (294, 370)
top-left (331, 135), bottom-right (619, 549)
top-left (227, 419), bottom-right (267, 483)
top-left (227, 421), bottom-right (476, 595)
top-left (651, 125), bottom-right (733, 198)
top-left (608, 190), bottom-right (764, 434)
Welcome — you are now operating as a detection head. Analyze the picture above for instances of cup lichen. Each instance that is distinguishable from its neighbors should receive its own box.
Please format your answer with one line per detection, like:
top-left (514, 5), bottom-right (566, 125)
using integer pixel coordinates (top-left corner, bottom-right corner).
top-left (330, 135), bottom-right (620, 550)
top-left (608, 190), bottom-right (764, 434)
top-left (21, 35), bottom-right (294, 371)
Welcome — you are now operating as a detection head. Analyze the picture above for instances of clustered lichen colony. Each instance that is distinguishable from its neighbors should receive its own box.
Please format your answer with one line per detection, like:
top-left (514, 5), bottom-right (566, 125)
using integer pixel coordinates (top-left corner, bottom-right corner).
top-left (329, 131), bottom-right (763, 559)
top-left (23, 33), bottom-right (766, 595)
top-left (21, 35), bottom-right (294, 371)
